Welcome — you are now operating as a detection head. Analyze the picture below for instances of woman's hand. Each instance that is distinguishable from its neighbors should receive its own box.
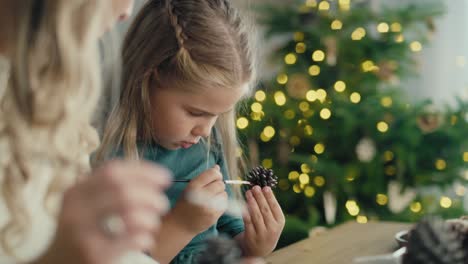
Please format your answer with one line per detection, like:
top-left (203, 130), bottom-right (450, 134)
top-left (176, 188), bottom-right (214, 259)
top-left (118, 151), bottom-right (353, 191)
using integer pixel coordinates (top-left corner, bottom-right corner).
top-left (36, 160), bottom-right (171, 264)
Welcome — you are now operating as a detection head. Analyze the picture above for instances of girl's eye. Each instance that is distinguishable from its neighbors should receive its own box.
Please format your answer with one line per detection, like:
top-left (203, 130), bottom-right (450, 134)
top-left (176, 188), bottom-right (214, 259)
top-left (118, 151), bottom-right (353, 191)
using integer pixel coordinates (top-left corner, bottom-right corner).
top-left (188, 111), bottom-right (204, 117)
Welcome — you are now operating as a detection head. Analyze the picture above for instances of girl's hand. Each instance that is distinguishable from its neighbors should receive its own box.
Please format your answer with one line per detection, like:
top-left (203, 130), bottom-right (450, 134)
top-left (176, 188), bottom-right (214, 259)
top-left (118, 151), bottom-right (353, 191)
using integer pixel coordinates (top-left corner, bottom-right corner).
top-left (37, 160), bottom-right (171, 264)
top-left (239, 186), bottom-right (285, 257)
top-left (168, 165), bottom-right (227, 235)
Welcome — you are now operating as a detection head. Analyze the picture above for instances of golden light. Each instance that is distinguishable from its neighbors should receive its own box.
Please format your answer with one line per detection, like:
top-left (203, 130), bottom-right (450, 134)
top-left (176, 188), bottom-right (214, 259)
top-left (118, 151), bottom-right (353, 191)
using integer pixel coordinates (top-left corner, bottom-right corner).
top-left (318, 1), bottom-right (330, 11)
top-left (301, 164), bottom-right (311, 173)
top-left (455, 185), bottom-right (466, 196)
top-left (463, 152), bottom-right (468, 162)
top-left (274, 91), bottom-right (287, 106)
top-left (255, 90), bottom-right (266, 102)
top-left (451, 115), bottom-right (458, 125)
top-left (331, 19), bottom-right (343, 30)
top-left (376, 194), bottom-right (388, 205)
top-left (350, 92), bottom-right (361, 103)
top-left (410, 41), bottom-right (422, 52)
top-left (279, 179), bottom-right (290, 191)
top-left (251, 102), bottom-right (263, 113)
top-left (288, 171), bottom-right (300, 181)
top-left (296, 42), bottom-right (307, 53)
top-left (384, 151), bottom-right (394, 161)
top-left (339, 0), bottom-right (350, 11)
top-left (236, 117), bottom-right (249, 129)
top-left (250, 111), bottom-right (264, 121)
top-left (356, 215), bottom-right (368, 224)
top-left (377, 22), bottom-right (389, 33)
top-left (395, 34), bottom-right (404, 43)
top-left (299, 173), bottom-right (310, 185)
top-left (440, 196), bottom-right (452, 208)
top-left (381, 97), bottom-right (393, 107)
top-left (277, 73), bottom-right (288, 84)
top-left (316, 89), bottom-right (327, 102)
top-left (377, 121), bottom-right (389, 133)
top-left (304, 186), bottom-right (316, 197)
top-left (314, 143), bottom-right (325, 154)
top-left (293, 184), bottom-right (301, 193)
top-left (308, 65), bottom-right (321, 76)
top-left (304, 125), bottom-right (314, 136)
top-left (290, 136), bottom-right (301, 146)
top-left (285, 53), bottom-right (297, 64)
top-left (262, 159), bottom-right (273, 169)
top-left (346, 200), bottom-right (360, 216)
top-left (299, 101), bottom-right (310, 112)
top-left (390, 22), bottom-right (402, 32)
top-left (263, 126), bottom-right (276, 138)
top-left (334, 80), bottom-right (346, 92)
top-left (312, 50), bottom-right (326, 62)
top-left (260, 132), bottom-right (270, 142)
top-left (314, 176), bottom-right (325, 187)
top-left (410, 202), bottom-right (422, 213)
top-left (284, 109), bottom-right (295, 119)
top-left (310, 155), bottom-right (318, 163)
top-left (351, 27), bottom-right (366, 40)
top-left (361, 60), bottom-right (378, 72)
top-left (305, 0), bottom-right (317, 8)
top-left (320, 108), bottom-right (332, 120)
top-left (435, 159), bottom-right (447, 170)
top-left (385, 166), bottom-right (396, 176)
top-left (294, 32), bottom-right (304, 42)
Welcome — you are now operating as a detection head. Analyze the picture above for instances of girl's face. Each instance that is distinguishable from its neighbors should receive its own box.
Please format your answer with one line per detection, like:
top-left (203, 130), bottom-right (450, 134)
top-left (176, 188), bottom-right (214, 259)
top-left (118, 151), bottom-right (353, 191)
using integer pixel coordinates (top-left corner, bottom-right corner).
top-left (150, 85), bottom-right (247, 150)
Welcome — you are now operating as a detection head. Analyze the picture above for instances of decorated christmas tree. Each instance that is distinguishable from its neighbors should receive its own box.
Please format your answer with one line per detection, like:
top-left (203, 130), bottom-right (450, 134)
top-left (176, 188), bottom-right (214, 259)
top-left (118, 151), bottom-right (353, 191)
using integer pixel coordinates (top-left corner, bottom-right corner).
top-left (236, 0), bottom-right (468, 247)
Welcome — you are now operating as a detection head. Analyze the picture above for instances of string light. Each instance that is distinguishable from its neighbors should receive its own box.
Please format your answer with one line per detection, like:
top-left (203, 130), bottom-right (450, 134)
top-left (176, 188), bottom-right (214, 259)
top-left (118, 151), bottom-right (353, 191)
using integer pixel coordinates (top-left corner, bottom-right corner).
top-left (455, 185), bottom-right (466, 196)
top-left (277, 73), bottom-right (288, 84)
top-left (284, 109), bottom-right (295, 119)
top-left (263, 126), bottom-right (276, 138)
top-left (285, 53), bottom-right (297, 64)
top-left (320, 108), bottom-right (332, 119)
top-left (296, 42), bottom-right (307, 53)
top-left (334, 80), bottom-right (346, 92)
top-left (381, 97), bottom-right (393, 107)
top-left (294, 32), bottom-right (304, 42)
top-left (384, 151), bottom-right (394, 161)
top-left (314, 176), bottom-right (325, 187)
top-left (305, 0), bottom-right (317, 8)
top-left (440, 196), bottom-right (452, 208)
top-left (288, 171), bottom-right (300, 181)
top-left (310, 155), bottom-right (318, 163)
top-left (301, 164), bottom-right (311, 173)
top-left (351, 27), bottom-right (366, 40)
top-left (377, 22), bottom-right (389, 33)
top-left (377, 121), bottom-right (389, 133)
top-left (304, 186), bottom-right (315, 197)
top-left (293, 184), bottom-right (301, 193)
top-left (339, 0), bottom-right (350, 11)
top-left (314, 143), bottom-right (325, 154)
top-left (376, 194), bottom-right (388, 205)
top-left (362, 60), bottom-right (378, 72)
top-left (299, 173), bottom-right (310, 185)
top-left (299, 101), bottom-right (310, 112)
top-left (251, 102), bottom-right (263, 113)
top-left (255, 90), bottom-right (266, 102)
top-left (346, 200), bottom-right (360, 216)
top-left (318, 1), bottom-right (330, 11)
top-left (350, 92), bottom-right (361, 103)
top-left (290, 136), bottom-right (301, 146)
top-left (304, 125), bottom-right (314, 136)
top-left (395, 34), bottom-right (404, 43)
top-left (279, 179), bottom-right (290, 191)
top-left (274, 91), bottom-right (287, 106)
top-left (262, 159), bottom-right (273, 169)
top-left (390, 22), bottom-right (402, 32)
top-left (463, 152), bottom-right (468, 162)
top-left (236, 117), bottom-right (249, 129)
top-left (410, 41), bottom-right (422, 52)
top-left (250, 111), bottom-right (264, 121)
top-left (331, 19), bottom-right (343, 30)
top-left (435, 159), bottom-right (447, 170)
top-left (316, 89), bottom-right (327, 102)
top-left (356, 215), bottom-right (368, 224)
top-left (385, 166), bottom-right (396, 176)
top-left (312, 50), bottom-right (326, 62)
top-left (410, 202), bottom-right (422, 213)
top-left (308, 65), bottom-right (321, 76)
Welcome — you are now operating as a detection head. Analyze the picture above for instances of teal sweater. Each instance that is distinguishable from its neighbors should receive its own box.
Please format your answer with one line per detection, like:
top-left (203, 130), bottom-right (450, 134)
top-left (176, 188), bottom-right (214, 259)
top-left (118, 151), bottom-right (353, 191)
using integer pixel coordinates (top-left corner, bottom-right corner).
top-left (142, 139), bottom-right (245, 264)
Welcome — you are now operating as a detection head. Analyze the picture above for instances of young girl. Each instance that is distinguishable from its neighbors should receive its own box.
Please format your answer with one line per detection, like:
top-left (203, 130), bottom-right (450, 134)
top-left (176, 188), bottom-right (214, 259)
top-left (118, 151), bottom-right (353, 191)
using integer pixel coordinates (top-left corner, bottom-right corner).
top-left (96, 0), bottom-right (285, 263)
top-left (0, 1), bottom-right (171, 264)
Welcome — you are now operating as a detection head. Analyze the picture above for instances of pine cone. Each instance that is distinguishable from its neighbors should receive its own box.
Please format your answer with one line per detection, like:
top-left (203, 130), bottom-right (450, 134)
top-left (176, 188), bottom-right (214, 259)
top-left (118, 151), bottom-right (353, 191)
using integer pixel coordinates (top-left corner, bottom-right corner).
top-left (246, 166), bottom-right (278, 188)
top-left (402, 217), bottom-right (466, 264)
top-left (195, 236), bottom-right (242, 264)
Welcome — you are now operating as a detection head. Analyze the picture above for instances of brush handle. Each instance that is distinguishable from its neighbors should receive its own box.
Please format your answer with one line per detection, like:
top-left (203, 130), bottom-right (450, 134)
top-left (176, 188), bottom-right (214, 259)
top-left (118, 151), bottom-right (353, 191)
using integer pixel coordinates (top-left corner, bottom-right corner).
top-left (173, 179), bottom-right (251, 185)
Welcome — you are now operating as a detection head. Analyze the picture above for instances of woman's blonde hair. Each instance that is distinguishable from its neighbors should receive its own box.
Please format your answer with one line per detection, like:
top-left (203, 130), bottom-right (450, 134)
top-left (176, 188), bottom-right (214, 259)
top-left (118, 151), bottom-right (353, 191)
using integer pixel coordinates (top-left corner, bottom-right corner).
top-left (0, 0), bottom-right (109, 257)
top-left (95, 0), bottom-right (258, 182)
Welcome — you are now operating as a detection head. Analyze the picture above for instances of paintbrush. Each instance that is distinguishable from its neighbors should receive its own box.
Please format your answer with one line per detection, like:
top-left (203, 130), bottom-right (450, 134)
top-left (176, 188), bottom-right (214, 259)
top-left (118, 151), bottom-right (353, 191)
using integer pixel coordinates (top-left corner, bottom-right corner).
top-left (173, 179), bottom-right (252, 185)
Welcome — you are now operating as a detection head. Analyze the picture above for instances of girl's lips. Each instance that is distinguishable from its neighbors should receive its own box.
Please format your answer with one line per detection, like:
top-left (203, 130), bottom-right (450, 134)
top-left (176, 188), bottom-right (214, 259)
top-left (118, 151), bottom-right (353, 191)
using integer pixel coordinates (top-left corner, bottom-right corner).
top-left (180, 142), bottom-right (195, 149)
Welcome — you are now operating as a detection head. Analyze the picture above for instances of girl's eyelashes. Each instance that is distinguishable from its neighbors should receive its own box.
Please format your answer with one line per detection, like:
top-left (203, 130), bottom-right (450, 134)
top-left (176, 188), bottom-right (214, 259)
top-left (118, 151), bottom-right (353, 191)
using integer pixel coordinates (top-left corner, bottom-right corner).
top-left (188, 110), bottom-right (205, 117)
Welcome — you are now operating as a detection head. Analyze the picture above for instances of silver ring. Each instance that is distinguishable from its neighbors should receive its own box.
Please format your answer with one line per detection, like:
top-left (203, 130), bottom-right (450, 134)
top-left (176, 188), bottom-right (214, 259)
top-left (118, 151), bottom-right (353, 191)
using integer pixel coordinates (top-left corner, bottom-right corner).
top-left (99, 214), bottom-right (126, 239)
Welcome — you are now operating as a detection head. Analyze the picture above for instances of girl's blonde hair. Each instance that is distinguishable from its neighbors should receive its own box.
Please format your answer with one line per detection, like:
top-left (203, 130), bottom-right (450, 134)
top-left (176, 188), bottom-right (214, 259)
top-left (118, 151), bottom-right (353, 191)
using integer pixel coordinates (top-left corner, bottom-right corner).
top-left (0, 0), bottom-right (109, 257)
top-left (95, 0), bottom-right (258, 182)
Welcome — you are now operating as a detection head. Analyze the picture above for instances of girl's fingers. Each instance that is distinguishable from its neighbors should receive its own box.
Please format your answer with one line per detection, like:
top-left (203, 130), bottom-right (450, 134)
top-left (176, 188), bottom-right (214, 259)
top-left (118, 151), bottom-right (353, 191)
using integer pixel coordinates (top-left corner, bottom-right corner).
top-left (251, 186), bottom-right (275, 228)
top-left (262, 187), bottom-right (285, 225)
top-left (245, 189), bottom-right (266, 234)
top-left (242, 206), bottom-right (256, 237)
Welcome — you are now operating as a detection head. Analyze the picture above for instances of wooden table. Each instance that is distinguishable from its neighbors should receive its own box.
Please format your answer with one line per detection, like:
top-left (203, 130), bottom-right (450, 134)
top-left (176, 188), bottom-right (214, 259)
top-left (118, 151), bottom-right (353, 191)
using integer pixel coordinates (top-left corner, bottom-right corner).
top-left (266, 221), bottom-right (412, 264)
